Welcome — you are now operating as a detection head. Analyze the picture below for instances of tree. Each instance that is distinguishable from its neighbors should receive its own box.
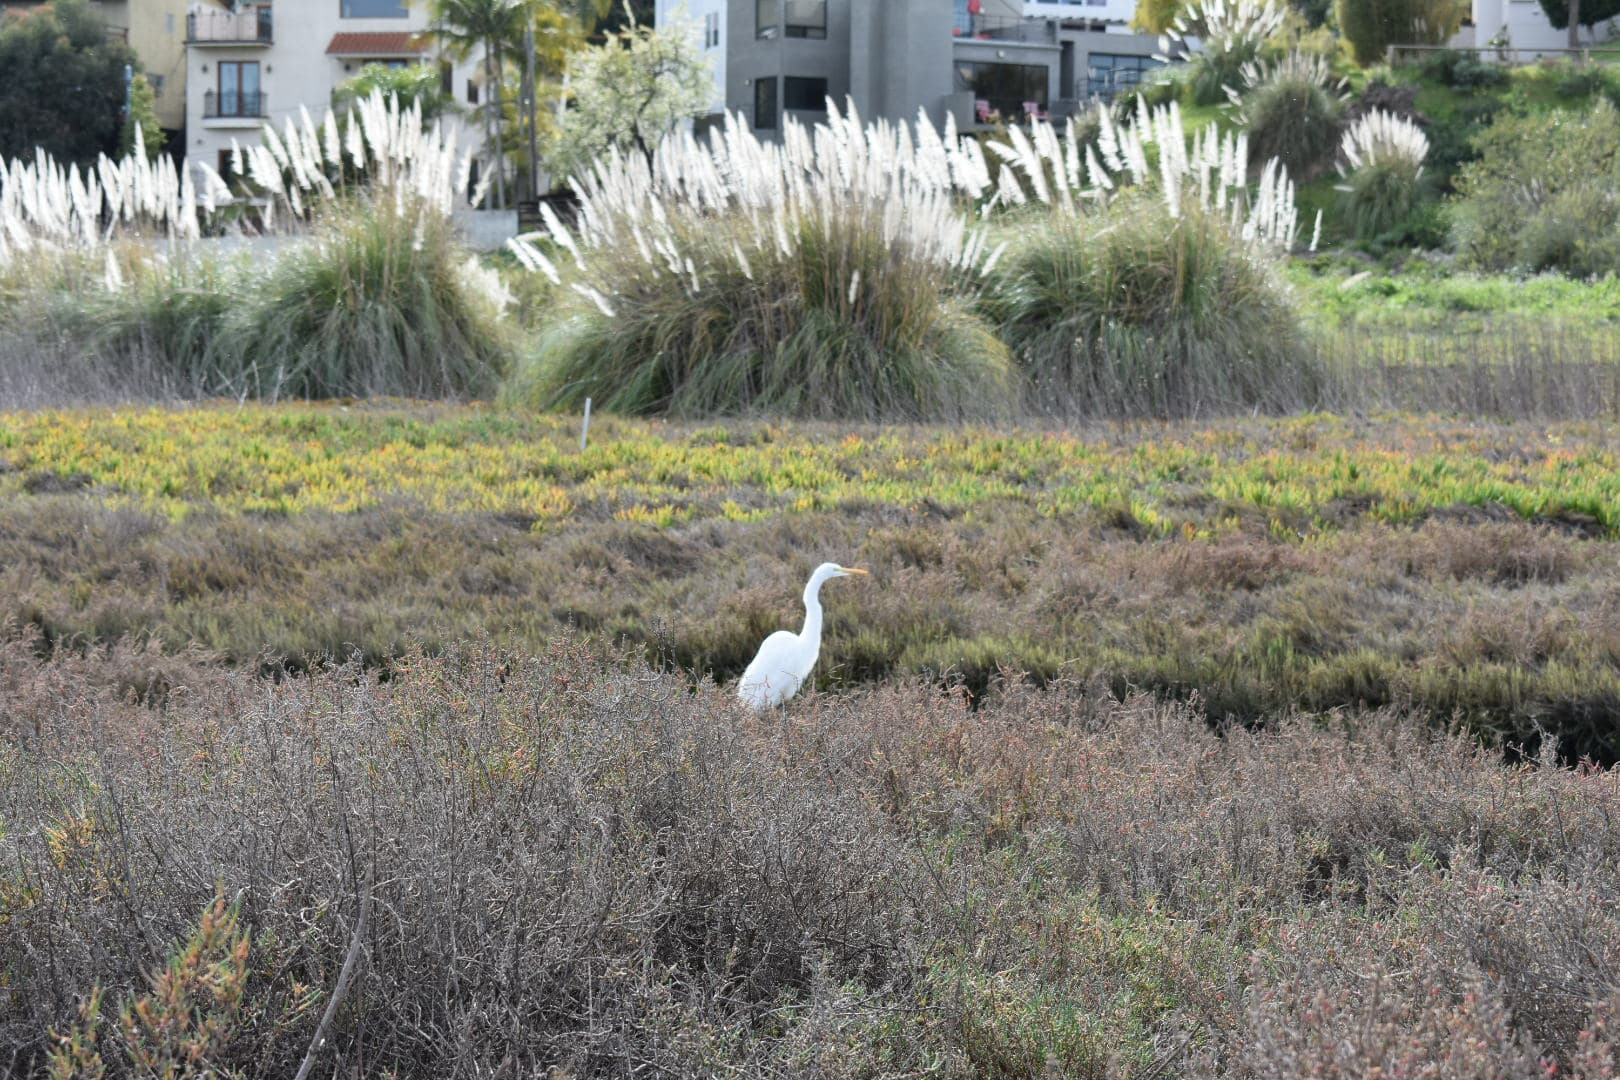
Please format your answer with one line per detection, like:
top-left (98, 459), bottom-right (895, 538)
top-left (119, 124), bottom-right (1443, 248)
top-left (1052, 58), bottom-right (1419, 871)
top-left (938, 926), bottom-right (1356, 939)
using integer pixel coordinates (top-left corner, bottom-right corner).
top-left (429, 0), bottom-right (535, 208)
top-left (588, 0), bottom-right (655, 34)
top-left (334, 62), bottom-right (457, 122)
top-left (549, 15), bottom-right (712, 182)
top-left (121, 72), bottom-right (165, 160)
top-left (1133, 0), bottom-right (1188, 35)
top-left (1536, 0), bottom-right (1620, 46)
top-left (504, 4), bottom-right (587, 197)
top-left (0, 0), bottom-right (140, 166)
top-left (1336, 0), bottom-right (1464, 64)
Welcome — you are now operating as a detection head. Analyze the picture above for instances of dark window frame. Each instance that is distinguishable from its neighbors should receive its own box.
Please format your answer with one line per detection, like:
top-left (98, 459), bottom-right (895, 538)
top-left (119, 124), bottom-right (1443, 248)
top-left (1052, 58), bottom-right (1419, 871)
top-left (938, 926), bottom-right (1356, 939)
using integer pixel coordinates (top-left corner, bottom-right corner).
top-left (753, 76), bottom-right (778, 130)
top-left (955, 60), bottom-right (1050, 120)
top-left (217, 59), bottom-right (262, 117)
top-left (783, 76), bottom-right (828, 112)
top-left (784, 0), bottom-right (826, 38)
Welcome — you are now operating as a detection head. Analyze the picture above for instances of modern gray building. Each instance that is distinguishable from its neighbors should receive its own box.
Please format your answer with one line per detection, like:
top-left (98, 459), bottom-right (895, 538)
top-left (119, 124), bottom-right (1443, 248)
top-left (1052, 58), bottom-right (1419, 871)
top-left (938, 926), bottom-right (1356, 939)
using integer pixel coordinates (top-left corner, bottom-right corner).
top-left (655, 0), bottom-right (1167, 136)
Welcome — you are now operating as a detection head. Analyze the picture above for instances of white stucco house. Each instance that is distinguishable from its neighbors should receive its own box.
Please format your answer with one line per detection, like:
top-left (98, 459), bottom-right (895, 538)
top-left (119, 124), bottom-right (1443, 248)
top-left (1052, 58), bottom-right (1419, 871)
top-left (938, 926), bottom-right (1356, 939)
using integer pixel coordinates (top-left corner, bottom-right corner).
top-left (1454, 0), bottom-right (1620, 54)
top-left (182, 0), bottom-right (484, 189)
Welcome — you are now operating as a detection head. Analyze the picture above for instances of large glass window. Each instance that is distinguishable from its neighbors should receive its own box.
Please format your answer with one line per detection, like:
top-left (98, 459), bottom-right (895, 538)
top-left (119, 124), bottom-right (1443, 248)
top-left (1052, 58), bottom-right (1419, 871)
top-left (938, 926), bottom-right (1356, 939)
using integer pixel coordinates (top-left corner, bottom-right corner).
top-left (341, 0), bottom-right (408, 16)
top-left (783, 76), bottom-right (828, 112)
top-left (955, 61), bottom-right (1048, 122)
top-left (217, 60), bottom-right (262, 117)
top-left (1085, 53), bottom-right (1165, 99)
top-left (784, 0), bottom-right (826, 38)
top-left (753, 77), bottom-right (778, 129)
top-left (756, 0), bottom-right (779, 39)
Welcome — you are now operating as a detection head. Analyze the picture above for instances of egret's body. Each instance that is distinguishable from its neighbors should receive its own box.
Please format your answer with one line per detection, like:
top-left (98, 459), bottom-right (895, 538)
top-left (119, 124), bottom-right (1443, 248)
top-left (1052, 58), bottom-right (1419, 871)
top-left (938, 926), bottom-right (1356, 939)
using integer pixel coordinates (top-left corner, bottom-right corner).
top-left (737, 562), bottom-right (867, 711)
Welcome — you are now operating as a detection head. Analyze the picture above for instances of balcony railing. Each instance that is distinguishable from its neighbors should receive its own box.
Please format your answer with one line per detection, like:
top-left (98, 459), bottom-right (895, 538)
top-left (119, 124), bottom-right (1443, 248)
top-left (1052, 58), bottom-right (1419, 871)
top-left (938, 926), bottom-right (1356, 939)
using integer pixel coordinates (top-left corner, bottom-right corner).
top-left (204, 90), bottom-right (268, 120)
top-left (951, 13), bottom-right (1056, 42)
top-left (187, 8), bottom-right (273, 44)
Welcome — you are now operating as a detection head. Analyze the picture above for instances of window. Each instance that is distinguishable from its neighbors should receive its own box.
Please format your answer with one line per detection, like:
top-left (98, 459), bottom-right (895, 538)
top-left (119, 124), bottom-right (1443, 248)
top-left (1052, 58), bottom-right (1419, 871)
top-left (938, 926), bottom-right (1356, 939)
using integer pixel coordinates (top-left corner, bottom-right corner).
top-left (467, 77), bottom-right (479, 105)
top-left (217, 60), bottom-right (262, 117)
top-left (148, 73), bottom-right (165, 95)
top-left (1085, 52), bottom-right (1164, 99)
top-left (756, 0), bottom-right (778, 39)
top-left (753, 77), bottom-right (777, 129)
top-left (955, 61), bottom-right (1048, 121)
top-left (783, 76), bottom-right (827, 112)
top-left (784, 0), bottom-right (825, 38)
top-left (217, 149), bottom-right (234, 181)
top-left (341, 0), bottom-right (408, 16)
top-left (705, 12), bottom-right (720, 48)
top-left (440, 60), bottom-right (453, 95)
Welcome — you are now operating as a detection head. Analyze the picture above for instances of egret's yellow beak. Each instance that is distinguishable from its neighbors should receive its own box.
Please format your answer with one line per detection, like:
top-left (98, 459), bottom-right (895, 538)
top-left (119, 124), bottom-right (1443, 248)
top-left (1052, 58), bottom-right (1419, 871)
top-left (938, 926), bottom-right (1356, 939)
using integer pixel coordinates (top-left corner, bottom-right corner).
top-left (841, 567), bottom-right (869, 576)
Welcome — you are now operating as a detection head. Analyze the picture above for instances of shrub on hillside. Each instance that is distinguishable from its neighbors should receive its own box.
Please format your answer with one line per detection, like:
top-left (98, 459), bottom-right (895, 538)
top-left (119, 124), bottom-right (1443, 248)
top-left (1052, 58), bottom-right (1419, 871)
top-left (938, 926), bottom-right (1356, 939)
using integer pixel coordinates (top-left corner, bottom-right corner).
top-left (1416, 47), bottom-right (1510, 89)
top-left (1336, 108), bottom-right (1433, 242)
top-left (1450, 99), bottom-right (1620, 275)
top-left (1229, 51), bottom-right (1350, 175)
top-left (505, 110), bottom-right (1015, 422)
top-left (1337, 0), bottom-right (1466, 65)
top-left (983, 193), bottom-right (1316, 416)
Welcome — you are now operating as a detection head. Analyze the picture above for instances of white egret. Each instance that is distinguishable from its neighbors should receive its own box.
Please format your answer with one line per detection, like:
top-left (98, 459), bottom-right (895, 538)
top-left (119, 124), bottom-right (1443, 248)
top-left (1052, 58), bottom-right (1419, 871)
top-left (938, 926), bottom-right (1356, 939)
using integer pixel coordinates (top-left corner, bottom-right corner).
top-left (737, 562), bottom-right (868, 711)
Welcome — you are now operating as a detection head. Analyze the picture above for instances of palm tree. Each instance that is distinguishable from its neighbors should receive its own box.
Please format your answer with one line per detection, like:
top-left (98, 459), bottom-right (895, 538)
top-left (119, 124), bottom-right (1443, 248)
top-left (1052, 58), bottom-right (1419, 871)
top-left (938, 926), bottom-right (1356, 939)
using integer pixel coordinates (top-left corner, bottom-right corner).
top-left (428, 0), bottom-right (532, 208)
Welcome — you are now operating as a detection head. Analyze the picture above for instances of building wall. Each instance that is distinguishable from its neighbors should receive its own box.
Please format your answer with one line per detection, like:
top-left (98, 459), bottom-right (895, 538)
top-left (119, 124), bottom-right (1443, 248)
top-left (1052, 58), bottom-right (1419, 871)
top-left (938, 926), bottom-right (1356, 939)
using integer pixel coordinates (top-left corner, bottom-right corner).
top-left (657, 0), bottom-right (727, 114)
top-left (727, 0), bottom-right (856, 130)
top-left (96, 0), bottom-right (191, 131)
top-left (1465, 0), bottom-right (1620, 54)
top-left (673, 0), bottom-right (1158, 134)
top-left (857, 0), bottom-right (956, 127)
top-left (184, 0), bottom-right (480, 189)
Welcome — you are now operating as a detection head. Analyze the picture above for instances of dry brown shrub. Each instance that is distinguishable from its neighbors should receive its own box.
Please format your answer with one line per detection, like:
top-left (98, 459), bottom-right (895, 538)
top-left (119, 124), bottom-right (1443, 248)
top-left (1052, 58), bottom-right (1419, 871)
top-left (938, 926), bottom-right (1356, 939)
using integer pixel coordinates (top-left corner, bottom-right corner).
top-left (5, 628), bottom-right (1620, 1074)
top-left (1148, 536), bottom-right (1318, 594)
top-left (1396, 520), bottom-right (1585, 586)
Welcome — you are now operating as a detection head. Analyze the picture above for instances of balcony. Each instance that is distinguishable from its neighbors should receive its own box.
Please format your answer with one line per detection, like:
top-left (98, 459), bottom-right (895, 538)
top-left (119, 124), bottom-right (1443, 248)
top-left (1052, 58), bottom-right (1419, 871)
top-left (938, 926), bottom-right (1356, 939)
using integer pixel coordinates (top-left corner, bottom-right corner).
top-left (187, 8), bottom-right (273, 45)
top-left (952, 13), bottom-right (1057, 43)
top-left (204, 90), bottom-right (268, 120)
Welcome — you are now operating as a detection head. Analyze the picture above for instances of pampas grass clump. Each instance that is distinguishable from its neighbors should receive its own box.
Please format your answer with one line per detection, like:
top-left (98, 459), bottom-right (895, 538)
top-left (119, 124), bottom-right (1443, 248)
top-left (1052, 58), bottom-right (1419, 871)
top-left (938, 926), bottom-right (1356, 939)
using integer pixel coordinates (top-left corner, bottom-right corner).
top-left (505, 107), bottom-right (1015, 422)
top-left (984, 193), bottom-right (1316, 417)
top-left (0, 92), bottom-right (508, 402)
top-left (979, 103), bottom-right (1315, 417)
top-left (1166, 0), bottom-right (1288, 106)
top-left (1336, 108), bottom-right (1430, 242)
top-left (1228, 51), bottom-right (1349, 175)
top-left (228, 200), bottom-right (510, 399)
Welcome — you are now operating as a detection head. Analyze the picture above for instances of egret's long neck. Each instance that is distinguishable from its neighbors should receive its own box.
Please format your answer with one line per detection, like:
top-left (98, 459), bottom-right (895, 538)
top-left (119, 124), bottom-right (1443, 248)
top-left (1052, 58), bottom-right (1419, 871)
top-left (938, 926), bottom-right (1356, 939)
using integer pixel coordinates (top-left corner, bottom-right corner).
top-left (800, 577), bottom-right (826, 644)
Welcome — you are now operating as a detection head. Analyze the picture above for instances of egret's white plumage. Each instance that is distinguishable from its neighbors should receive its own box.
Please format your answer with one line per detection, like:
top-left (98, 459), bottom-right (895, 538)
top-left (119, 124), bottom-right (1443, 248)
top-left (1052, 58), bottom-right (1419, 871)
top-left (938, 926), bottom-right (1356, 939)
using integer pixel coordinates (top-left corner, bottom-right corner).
top-left (737, 562), bottom-right (868, 711)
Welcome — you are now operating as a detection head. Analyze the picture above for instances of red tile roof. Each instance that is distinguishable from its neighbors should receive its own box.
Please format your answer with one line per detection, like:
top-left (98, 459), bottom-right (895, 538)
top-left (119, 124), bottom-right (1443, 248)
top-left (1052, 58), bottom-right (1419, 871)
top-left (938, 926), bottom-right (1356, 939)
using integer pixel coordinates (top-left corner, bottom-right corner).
top-left (325, 32), bottom-right (428, 56)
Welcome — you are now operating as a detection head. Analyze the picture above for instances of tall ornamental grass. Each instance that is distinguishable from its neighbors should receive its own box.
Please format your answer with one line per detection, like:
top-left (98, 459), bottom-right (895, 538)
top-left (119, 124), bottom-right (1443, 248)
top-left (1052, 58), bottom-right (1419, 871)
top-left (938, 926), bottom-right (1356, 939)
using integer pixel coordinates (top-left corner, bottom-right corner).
top-left (1227, 51), bottom-right (1349, 175)
top-left (1165, 0), bottom-right (1288, 105)
top-left (505, 106), bottom-right (1016, 421)
top-left (982, 104), bottom-right (1316, 416)
top-left (0, 93), bottom-right (509, 401)
top-left (986, 195), bottom-right (1315, 416)
top-left (1336, 108), bottom-right (1431, 242)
